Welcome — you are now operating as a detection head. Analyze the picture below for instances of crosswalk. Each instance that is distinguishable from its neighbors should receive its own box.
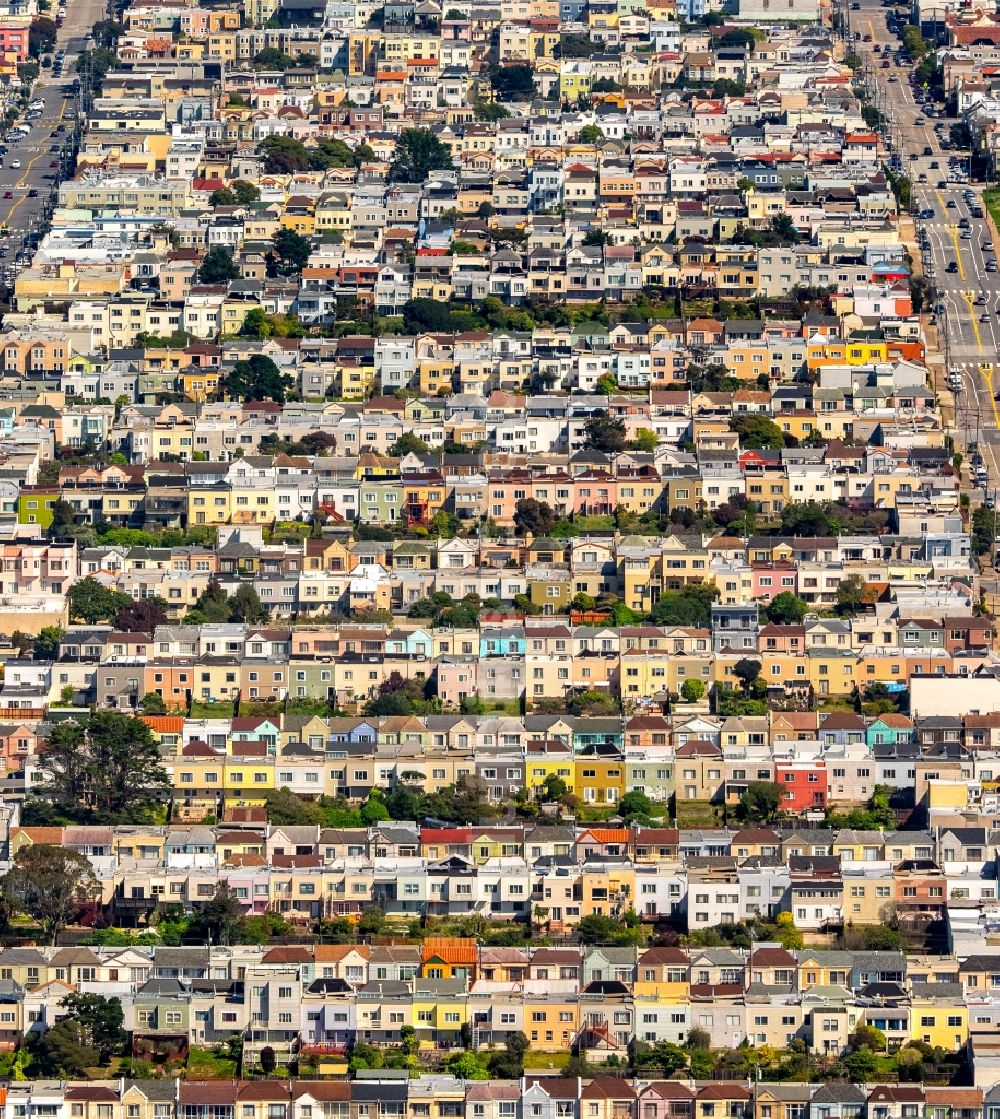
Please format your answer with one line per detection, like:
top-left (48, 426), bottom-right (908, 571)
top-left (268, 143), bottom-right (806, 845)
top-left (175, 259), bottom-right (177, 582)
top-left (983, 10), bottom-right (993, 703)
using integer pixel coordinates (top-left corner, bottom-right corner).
top-left (947, 361), bottom-right (996, 374)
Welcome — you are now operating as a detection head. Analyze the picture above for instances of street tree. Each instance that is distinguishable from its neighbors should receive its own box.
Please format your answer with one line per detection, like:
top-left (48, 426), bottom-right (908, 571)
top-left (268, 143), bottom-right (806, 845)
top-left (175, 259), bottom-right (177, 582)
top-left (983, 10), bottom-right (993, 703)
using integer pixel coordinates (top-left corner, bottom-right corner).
top-left (765, 591), bottom-right (809, 625)
top-left (582, 411), bottom-right (627, 453)
top-left (1, 844), bottom-right (99, 943)
top-left (268, 228), bottom-right (312, 276)
top-left (33, 712), bottom-right (169, 824)
top-left (229, 584), bottom-right (268, 624)
top-left (58, 993), bottom-right (127, 1063)
top-left (738, 780), bottom-right (785, 822)
top-left (31, 1018), bottom-right (99, 1075)
top-left (836, 573), bottom-right (866, 615)
top-left (489, 63), bottom-right (536, 100)
top-left (114, 596), bottom-right (168, 633)
top-left (730, 414), bottom-right (786, 450)
top-left (32, 626), bottom-right (63, 661)
top-left (231, 180), bottom-right (260, 204)
top-left (67, 577), bottom-right (131, 625)
top-left (140, 691), bottom-right (167, 714)
top-left (197, 245), bottom-right (240, 285)
top-left (259, 135), bottom-right (310, 173)
top-left (732, 658), bottom-right (762, 692)
top-left (222, 354), bottom-right (293, 403)
top-left (189, 883), bottom-right (244, 944)
top-left (680, 678), bottom-right (706, 703)
top-left (388, 128), bottom-right (454, 183)
top-left (514, 497), bottom-right (556, 536)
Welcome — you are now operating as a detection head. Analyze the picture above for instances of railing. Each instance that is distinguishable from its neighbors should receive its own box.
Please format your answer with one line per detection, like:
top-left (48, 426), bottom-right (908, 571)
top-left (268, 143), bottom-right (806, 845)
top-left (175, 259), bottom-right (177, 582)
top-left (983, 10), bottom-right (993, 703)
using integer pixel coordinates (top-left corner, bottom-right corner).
top-left (0, 707), bottom-right (45, 720)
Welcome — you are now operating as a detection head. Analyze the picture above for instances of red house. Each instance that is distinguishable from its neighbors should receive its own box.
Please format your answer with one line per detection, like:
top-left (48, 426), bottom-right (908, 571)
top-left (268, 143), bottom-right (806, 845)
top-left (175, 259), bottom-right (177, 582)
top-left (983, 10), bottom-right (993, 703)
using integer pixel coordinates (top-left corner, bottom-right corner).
top-left (0, 25), bottom-right (29, 61)
top-left (774, 759), bottom-right (827, 812)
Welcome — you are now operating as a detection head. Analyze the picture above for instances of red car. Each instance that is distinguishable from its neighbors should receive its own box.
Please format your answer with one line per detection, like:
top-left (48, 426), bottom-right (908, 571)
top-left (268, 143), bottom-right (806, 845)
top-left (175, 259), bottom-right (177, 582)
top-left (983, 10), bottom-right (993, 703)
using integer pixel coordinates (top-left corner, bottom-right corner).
top-left (3, 191), bottom-right (13, 199)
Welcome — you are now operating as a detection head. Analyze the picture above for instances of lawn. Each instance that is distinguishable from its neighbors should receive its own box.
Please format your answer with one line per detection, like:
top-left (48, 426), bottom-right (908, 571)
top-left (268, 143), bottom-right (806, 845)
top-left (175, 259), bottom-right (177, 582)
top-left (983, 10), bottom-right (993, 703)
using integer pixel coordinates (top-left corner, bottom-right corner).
top-left (984, 188), bottom-right (1000, 235)
top-left (188, 700), bottom-right (235, 719)
top-left (524, 1050), bottom-right (571, 1070)
top-left (187, 1046), bottom-right (238, 1078)
top-left (572, 515), bottom-right (617, 532)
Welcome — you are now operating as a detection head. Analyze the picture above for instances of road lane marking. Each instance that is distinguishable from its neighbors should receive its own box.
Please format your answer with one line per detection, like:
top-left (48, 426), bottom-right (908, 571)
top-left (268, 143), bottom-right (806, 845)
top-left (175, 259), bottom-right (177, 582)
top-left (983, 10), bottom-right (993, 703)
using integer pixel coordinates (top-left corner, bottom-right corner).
top-left (964, 292), bottom-right (984, 350)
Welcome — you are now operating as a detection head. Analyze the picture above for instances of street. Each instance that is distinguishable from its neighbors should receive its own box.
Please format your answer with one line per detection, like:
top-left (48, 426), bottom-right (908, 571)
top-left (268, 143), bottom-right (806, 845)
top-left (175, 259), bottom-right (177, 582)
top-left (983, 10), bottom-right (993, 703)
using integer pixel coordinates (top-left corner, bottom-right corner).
top-left (847, 0), bottom-right (1000, 478)
top-left (0, 0), bottom-right (107, 276)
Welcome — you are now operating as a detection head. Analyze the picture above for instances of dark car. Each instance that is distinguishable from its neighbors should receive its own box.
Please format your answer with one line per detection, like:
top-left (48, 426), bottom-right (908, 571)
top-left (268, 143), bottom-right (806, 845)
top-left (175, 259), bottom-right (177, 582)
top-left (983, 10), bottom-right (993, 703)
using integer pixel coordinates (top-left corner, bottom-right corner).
top-left (923, 145), bottom-right (933, 155)
top-left (3, 191), bottom-right (12, 199)
top-left (946, 261), bottom-right (958, 272)
top-left (49, 160), bottom-right (58, 167)
top-left (28, 188), bottom-right (37, 197)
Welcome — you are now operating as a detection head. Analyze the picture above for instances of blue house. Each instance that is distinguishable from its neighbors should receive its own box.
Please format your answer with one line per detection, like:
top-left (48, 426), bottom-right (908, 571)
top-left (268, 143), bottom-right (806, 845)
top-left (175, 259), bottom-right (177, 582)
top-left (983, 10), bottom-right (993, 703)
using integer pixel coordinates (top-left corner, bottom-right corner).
top-left (480, 628), bottom-right (526, 658)
top-left (866, 714), bottom-right (915, 748)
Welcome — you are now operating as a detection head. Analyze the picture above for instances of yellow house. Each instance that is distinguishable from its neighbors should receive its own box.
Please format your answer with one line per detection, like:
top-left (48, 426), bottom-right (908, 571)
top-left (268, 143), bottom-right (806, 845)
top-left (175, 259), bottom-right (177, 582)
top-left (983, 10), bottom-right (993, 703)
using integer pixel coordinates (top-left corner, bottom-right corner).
top-left (347, 30), bottom-right (381, 76)
top-left (141, 420), bottom-right (195, 461)
top-left (411, 986), bottom-right (468, 1048)
top-left (179, 365), bottom-right (221, 401)
top-left (219, 298), bottom-right (255, 338)
top-left (910, 996), bottom-right (967, 1050)
top-left (806, 336), bottom-right (888, 371)
top-left (926, 780), bottom-right (970, 812)
top-left (575, 757), bottom-right (627, 806)
top-left (559, 63), bottom-right (592, 101)
top-left (619, 648), bottom-right (710, 702)
top-left (101, 488), bottom-right (144, 523)
top-left (773, 412), bottom-right (816, 443)
top-left (616, 477), bottom-right (666, 517)
top-left (525, 748), bottom-right (575, 796)
top-left (520, 993), bottom-right (578, 1051)
top-left (797, 953), bottom-right (853, 990)
top-left (634, 946), bottom-right (690, 1001)
top-left (176, 39), bottom-right (206, 60)
top-left (337, 360), bottom-right (376, 401)
top-left (470, 829), bottom-right (523, 864)
top-left (382, 32), bottom-right (439, 64)
top-left (315, 193), bottom-right (353, 236)
top-left (223, 753), bottom-right (275, 802)
top-left (841, 869), bottom-right (896, 924)
top-left (188, 486), bottom-right (233, 525)
top-left (580, 863), bottom-right (634, 917)
top-left (279, 201), bottom-right (316, 235)
top-left (171, 753), bottom-right (224, 818)
top-left (418, 357), bottom-right (455, 397)
top-left (230, 483), bottom-right (277, 525)
top-left (206, 30), bottom-right (238, 60)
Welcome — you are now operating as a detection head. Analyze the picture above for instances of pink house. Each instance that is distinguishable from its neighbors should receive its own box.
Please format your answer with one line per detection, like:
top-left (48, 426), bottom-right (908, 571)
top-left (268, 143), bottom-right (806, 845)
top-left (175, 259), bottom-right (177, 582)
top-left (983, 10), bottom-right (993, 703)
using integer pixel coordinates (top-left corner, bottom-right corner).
top-left (0, 538), bottom-right (76, 595)
top-left (571, 470), bottom-right (619, 516)
top-left (435, 659), bottom-right (478, 708)
top-left (750, 561), bottom-right (797, 602)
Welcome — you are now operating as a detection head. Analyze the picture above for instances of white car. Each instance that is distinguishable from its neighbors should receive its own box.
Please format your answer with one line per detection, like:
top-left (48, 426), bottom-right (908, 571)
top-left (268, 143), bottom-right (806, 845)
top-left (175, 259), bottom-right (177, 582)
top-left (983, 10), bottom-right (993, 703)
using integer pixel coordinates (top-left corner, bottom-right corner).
top-left (11, 159), bottom-right (21, 169)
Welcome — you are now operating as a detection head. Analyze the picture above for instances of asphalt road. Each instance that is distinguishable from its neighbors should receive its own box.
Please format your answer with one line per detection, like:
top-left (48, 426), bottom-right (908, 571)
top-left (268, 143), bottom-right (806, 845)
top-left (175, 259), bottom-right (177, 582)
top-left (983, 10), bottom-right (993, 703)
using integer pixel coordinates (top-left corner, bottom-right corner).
top-left (0, 0), bottom-right (107, 276)
top-left (846, 0), bottom-right (1000, 476)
